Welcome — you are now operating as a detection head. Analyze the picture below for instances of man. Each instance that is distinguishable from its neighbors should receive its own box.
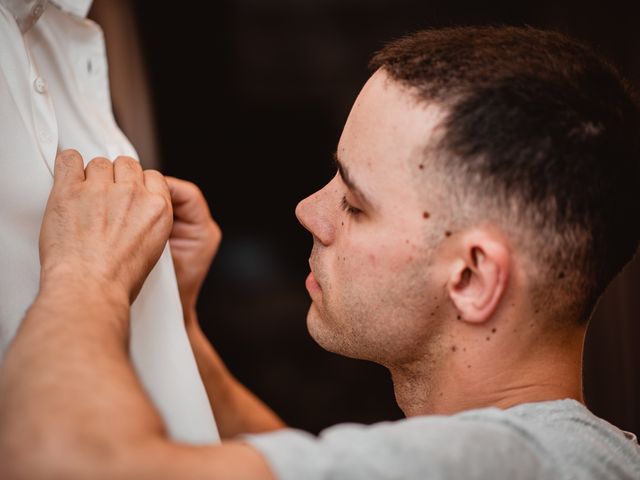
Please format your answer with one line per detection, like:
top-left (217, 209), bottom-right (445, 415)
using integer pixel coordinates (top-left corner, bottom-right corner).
top-left (1, 26), bottom-right (639, 479)
top-left (0, 0), bottom-right (218, 442)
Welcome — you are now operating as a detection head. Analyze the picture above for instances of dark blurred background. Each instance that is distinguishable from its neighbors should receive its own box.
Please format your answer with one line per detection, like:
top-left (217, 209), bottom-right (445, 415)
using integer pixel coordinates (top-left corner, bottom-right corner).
top-left (91, 0), bottom-right (639, 435)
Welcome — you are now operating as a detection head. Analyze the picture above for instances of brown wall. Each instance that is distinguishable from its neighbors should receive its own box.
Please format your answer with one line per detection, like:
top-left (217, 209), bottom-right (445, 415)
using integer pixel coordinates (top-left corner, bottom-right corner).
top-left (99, 0), bottom-right (639, 435)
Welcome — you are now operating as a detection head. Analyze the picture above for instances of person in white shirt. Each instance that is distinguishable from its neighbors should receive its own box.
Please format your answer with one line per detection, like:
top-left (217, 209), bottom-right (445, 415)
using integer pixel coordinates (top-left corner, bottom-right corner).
top-left (1, 26), bottom-right (640, 480)
top-left (0, 0), bottom-right (218, 442)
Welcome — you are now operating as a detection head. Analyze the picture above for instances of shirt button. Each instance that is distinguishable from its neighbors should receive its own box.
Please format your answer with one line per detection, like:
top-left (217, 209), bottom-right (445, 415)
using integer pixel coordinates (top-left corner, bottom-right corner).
top-left (33, 77), bottom-right (47, 94)
top-left (33, 3), bottom-right (44, 18)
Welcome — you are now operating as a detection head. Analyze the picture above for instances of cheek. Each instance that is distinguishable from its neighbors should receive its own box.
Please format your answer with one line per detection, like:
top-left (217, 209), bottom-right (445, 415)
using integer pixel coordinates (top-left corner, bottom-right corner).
top-left (331, 225), bottom-right (417, 282)
top-left (331, 231), bottom-right (376, 280)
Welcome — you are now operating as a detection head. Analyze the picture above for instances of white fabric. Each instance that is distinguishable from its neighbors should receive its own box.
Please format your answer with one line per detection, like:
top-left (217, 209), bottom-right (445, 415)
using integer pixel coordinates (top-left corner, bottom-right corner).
top-left (0, 1), bottom-right (219, 443)
top-left (50, 0), bottom-right (92, 19)
top-left (0, 0), bottom-right (49, 32)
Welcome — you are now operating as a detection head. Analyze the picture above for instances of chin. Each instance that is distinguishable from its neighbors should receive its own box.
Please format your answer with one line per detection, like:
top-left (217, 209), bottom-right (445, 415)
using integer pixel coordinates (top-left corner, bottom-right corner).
top-left (306, 303), bottom-right (330, 347)
top-left (306, 303), bottom-right (340, 352)
top-left (306, 303), bottom-right (371, 360)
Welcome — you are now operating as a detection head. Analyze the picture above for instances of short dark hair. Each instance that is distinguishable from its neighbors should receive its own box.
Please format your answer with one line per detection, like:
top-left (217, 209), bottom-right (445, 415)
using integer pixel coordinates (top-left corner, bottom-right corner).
top-left (370, 26), bottom-right (640, 323)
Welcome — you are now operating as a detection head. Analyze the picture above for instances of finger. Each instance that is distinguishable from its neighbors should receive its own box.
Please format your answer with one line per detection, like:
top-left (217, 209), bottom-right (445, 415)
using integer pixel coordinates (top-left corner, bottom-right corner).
top-left (165, 176), bottom-right (197, 205)
top-left (53, 149), bottom-right (85, 187)
top-left (85, 157), bottom-right (114, 183)
top-left (143, 169), bottom-right (171, 206)
top-left (165, 176), bottom-right (210, 222)
top-left (113, 156), bottom-right (143, 184)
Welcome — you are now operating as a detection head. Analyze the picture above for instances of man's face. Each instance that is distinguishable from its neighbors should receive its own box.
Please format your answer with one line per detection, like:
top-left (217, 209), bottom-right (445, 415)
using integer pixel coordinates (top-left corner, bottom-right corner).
top-left (295, 70), bottom-right (448, 366)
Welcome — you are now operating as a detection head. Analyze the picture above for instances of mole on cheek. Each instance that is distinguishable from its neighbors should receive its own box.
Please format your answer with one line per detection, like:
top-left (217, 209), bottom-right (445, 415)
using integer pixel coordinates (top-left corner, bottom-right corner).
top-left (423, 211), bottom-right (430, 219)
top-left (445, 231), bottom-right (452, 237)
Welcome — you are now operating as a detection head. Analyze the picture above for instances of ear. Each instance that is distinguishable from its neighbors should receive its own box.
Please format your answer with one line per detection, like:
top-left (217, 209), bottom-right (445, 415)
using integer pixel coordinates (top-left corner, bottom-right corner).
top-left (447, 230), bottom-right (511, 324)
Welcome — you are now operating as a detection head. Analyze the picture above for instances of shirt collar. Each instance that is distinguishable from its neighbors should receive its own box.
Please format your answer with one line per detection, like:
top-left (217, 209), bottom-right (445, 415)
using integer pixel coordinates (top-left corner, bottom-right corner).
top-left (1, 0), bottom-right (92, 33)
top-left (50, 0), bottom-right (92, 18)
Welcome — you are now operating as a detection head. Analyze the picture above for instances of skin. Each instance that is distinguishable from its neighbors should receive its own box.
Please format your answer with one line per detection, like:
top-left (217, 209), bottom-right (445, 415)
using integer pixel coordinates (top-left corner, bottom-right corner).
top-left (297, 69), bottom-right (586, 415)
top-left (0, 69), bottom-right (587, 479)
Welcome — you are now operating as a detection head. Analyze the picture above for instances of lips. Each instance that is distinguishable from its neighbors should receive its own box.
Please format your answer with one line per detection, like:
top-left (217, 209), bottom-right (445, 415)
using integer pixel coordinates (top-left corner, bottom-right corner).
top-left (305, 271), bottom-right (322, 294)
top-left (307, 248), bottom-right (324, 295)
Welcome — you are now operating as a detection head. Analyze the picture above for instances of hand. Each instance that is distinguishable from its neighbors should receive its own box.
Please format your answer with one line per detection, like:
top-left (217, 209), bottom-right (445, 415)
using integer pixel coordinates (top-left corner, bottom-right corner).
top-left (39, 150), bottom-right (173, 304)
top-left (166, 177), bottom-right (221, 316)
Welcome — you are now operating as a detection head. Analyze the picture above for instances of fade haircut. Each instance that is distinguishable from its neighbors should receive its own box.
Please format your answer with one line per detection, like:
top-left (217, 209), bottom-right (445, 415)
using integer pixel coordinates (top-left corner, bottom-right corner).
top-left (370, 26), bottom-right (640, 323)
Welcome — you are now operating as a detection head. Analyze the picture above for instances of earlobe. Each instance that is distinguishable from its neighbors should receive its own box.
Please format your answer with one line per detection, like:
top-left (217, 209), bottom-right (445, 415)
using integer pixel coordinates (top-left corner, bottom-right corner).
top-left (448, 234), bottom-right (510, 324)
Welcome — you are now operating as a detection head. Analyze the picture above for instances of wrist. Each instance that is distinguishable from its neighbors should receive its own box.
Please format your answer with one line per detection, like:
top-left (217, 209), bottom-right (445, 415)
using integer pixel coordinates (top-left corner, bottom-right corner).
top-left (178, 288), bottom-right (200, 318)
top-left (39, 264), bottom-right (131, 318)
top-left (183, 304), bottom-right (199, 328)
top-left (185, 318), bottom-right (233, 386)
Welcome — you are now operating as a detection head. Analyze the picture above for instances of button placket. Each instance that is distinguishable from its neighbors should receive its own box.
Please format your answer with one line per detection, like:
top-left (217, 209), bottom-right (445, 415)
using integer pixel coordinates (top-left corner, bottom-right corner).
top-left (29, 69), bottom-right (58, 174)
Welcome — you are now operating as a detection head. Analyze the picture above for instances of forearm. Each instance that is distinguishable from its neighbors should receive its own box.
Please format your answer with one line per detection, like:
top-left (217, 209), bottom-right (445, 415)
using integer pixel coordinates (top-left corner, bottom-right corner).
top-left (0, 280), bottom-right (274, 480)
top-left (0, 275), bottom-right (165, 478)
top-left (185, 309), bottom-right (285, 439)
top-left (0, 153), bottom-right (275, 479)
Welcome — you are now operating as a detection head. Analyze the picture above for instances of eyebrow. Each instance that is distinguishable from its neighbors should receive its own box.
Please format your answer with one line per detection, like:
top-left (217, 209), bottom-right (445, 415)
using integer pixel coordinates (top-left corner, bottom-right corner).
top-left (333, 152), bottom-right (374, 209)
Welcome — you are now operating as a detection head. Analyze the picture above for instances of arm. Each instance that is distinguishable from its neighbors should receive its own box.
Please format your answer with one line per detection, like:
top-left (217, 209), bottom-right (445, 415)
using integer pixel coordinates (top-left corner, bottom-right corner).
top-left (166, 177), bottom-right (285, 438)
top-left (185, 307), bottom-right (285, 438)
top-left (0, 151), bottom-right (273, 480)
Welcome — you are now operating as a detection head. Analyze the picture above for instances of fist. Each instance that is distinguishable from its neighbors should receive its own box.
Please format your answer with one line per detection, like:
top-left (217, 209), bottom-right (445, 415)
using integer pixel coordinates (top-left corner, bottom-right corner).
top-left (39, 150), bottom-right (173, 303)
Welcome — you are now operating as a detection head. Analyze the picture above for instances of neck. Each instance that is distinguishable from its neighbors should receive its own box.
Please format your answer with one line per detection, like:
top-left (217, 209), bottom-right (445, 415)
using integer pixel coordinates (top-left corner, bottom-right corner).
top-left (389, 319), bottom-right (586, 417)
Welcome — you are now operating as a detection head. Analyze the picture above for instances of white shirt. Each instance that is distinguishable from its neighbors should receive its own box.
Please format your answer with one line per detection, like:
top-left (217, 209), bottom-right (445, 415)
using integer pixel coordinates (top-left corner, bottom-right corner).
top-left (0, 0), bottom-right (219, 443)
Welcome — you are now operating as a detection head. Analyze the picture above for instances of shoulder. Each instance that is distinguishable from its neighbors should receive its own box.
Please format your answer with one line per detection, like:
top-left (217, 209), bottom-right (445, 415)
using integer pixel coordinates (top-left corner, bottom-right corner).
top-left (245, 400), bottom-right (640, 480)
top-left (244, 409), bottom-right (555, 480)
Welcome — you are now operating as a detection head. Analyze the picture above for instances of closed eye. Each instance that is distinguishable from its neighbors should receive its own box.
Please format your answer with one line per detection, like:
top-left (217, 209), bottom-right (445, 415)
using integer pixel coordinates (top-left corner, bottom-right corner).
top-left (341, 196), bottom-right (363, 217)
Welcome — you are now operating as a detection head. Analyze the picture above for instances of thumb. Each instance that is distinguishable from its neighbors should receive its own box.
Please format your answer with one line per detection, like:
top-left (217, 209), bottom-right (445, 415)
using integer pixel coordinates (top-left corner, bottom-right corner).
top-left (165, 176), bottom-right (211, 223)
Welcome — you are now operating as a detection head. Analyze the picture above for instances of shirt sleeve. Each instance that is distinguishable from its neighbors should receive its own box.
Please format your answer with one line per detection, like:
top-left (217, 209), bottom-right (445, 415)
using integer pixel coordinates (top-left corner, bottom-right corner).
top-left (243, 415), bottom-right (555, 480)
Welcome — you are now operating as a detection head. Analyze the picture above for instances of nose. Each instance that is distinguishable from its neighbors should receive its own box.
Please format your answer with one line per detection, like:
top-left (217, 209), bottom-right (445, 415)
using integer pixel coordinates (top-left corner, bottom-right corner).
top-left (295, 181), bottom-right (336, 246)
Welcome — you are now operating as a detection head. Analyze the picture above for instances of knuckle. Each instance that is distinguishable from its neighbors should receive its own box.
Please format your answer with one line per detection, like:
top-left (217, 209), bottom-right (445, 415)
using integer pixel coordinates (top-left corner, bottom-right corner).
top-left (185, 180), bottom-right (202, 196)
top-left (144, 169), bottom-right (165, 184)
top-left (87, 156), bottom-right (111, 170)
top-left (57, 149), bottom-right (83, 167)
top-left (191, 184), bottom-right (208, 204)
top-left (146, 170), bottom-right (171, 191)
top-left (148, 192), bottom-right (171, 215)
top-left (114, 155), bottom-right (139, 169)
